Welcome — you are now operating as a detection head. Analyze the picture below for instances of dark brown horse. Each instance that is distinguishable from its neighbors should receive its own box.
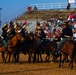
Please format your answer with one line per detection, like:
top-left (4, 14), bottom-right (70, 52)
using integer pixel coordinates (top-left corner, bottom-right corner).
top-left (6, 33), bottom-right (24, 63)
top-left (22, 32), bottom-right (36, 63)
top-left (59, 39), bottom-right (76, 69)
top-left (15, 32), bottom-right (36, 63)
top-left (33, 32), bottom-right (57, 62)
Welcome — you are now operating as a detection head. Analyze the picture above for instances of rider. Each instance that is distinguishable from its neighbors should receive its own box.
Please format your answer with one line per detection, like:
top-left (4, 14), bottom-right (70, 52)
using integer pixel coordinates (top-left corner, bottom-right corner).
top-left (14, 22), bottom-right (21, 34)
top-left (36, 22), bottom-right (46, 45)
top-left (7, 24), bottom-right (16, 38)
top-left (2, 24), bottom-right (8, 50)
top-left (57, 20), bottom-right (73, 51)
top-left (36, 22), bottom-right (46, 39)
top-left (21, 24), bottom-right (27, 38)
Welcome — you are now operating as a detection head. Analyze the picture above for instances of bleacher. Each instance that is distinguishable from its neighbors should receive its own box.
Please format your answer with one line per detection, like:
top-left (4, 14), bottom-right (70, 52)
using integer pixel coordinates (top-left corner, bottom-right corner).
top-left (2, 2), bottom-right (76, 24)
top-left (16, 10), bottom-right (76, 21)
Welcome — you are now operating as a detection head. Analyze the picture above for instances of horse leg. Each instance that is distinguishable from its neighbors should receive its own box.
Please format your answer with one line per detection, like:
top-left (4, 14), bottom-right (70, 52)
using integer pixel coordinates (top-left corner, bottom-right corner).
top-left (61, 54), bottom-right (67, 68)
top-left (1, 52), bottom-right (6, 63)
top-left (52, 54), bottom-right (58, 62)
top-left (59, 52), bottom-right (62, 68)
top-left (28, 51), bottom-right (31, 63)
top-left (5, 52), bottom-right (10, 63)
top-left (68, 54), bottom-right (74, 69)
top-left (33, 52), bottom-right (36, 62)
top-left (40, 53), bottom-right (42, 62)
top-left (15, 51), bottom-right (20, 63)
top-left (47, 53), bottom-right (51, 62)
top-left (15, 53), bottom-right (19, 63)
top-left (8, 52), bottom-right (12, 62)
top-left (45, 52), bottom-right (50, 62)
top-left (37, 54), bottom-right (39, 62)
top-left (45, 53), bottom-right (48, 61)
top-left (11, 52), bottom-right (16, 63)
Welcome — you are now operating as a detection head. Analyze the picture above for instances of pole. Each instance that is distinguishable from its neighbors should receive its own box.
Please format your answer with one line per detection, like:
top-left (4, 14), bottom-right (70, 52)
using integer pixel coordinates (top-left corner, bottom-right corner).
top-left (0, 8), bottom-right (2, 28)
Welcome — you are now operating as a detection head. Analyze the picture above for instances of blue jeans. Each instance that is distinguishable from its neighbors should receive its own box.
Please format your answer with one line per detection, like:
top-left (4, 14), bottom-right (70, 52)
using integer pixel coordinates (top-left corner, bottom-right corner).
top-left (57, 38), bottom-right (67, 50)
top-left (3, 40), bottom-right (7, 48)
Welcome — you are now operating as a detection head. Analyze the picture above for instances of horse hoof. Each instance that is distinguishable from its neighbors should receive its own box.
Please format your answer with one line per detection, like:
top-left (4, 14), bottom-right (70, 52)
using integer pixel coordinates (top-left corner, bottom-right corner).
top-left (59, 65), bottom-right (61, 68)
top-left (3, 59), bottom-right (6, 63)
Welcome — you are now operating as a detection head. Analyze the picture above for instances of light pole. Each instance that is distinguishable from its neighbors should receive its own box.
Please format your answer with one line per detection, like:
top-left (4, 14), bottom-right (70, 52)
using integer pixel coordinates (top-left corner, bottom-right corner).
top-left (0, 8), bottom-right (2, 28)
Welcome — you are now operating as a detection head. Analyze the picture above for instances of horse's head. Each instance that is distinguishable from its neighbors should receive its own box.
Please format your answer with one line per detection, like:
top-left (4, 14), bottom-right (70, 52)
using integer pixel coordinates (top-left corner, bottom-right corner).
top-left (16, 33), bottom-right (24, 42)
top-left (8, 33), bottom-right (24, 47)
top-left (34, 32), bottom-right (41, 42)
top-left (28, 32), bottom-right (35, 40)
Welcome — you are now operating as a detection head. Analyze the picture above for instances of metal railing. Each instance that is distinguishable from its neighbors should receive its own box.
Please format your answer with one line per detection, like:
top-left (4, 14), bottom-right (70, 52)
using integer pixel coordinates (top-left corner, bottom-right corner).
top-left (30, 2), bottom-right (76, 10)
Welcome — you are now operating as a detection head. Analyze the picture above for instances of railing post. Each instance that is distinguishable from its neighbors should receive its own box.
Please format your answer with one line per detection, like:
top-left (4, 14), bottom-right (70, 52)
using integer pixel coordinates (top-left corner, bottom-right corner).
top-left (43, 4), bottom-right (45, 9)
top-left (51, 3), bottom-right (52, 10)
top-left (59, 3), bottom-right (60, 10)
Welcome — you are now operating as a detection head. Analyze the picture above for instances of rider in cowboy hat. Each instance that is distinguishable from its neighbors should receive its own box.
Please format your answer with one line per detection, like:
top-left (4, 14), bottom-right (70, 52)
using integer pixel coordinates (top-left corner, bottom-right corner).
top-left (2, 23), bottom-right (8, 52)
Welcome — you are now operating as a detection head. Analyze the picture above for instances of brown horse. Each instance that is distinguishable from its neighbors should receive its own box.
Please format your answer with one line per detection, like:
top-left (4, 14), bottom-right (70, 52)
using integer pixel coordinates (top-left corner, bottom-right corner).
top-left (0, 45), bottom-right (6, 62)
top-left (6, 33), bottom-right (24, 63)
top-left (0, 37), bottom-right (6, 62)
top-left (59, 39), bottom-right (76, 69)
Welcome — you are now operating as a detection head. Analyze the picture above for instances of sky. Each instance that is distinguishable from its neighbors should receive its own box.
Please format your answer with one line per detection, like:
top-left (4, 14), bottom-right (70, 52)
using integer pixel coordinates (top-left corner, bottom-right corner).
top-left (0, 0), bottom-right (67, 25)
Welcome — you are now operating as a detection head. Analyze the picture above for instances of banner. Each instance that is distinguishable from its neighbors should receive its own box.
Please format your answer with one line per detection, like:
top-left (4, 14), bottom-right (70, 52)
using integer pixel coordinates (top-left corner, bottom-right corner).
top-left (68, 0), bottom-right (75, 3)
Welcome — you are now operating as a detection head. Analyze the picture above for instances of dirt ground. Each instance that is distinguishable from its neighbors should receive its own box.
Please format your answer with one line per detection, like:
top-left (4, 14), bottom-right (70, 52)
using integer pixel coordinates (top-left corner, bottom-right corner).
top-left (0, 53), bottom-right (76, 75)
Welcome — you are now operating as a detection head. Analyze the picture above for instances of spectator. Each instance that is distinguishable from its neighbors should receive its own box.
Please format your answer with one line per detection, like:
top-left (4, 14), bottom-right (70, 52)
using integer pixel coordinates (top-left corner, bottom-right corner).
top-left (68, 12), bottom-right (75, 22)
top-left (33, 6), bottom-right (37, 11)
top-left (27, 6), bottom-right (32, 13)
top-left (67, 3), bottom-right (70, 10)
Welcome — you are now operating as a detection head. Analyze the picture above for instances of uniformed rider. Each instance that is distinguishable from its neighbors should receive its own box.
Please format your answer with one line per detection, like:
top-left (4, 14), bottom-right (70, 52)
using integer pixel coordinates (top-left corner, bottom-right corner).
top-left (57, 21), bottom-right (73, 50)
top-left (2, 24), bottom-right (8, 51)
top-left (36, 22), bottom-right (46, 45)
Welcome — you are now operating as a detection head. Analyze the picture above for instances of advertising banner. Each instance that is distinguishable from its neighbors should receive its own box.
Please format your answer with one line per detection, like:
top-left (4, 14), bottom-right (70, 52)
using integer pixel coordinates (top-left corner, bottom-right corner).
top-left (68, 0), bottom-right (75, 3)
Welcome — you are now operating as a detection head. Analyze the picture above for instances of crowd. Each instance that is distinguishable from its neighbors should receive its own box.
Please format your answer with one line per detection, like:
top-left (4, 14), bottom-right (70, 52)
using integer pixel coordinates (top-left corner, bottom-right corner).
top-left (38, 11), bottom-right (76, 41)
top-left (0, 11), bottom-right (76, 51)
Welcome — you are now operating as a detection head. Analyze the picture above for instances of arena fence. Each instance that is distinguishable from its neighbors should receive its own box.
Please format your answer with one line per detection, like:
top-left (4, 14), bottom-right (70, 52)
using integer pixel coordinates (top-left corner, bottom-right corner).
top-left (30, 2), bottom-right (76, 10)
top-left (1, 2), bottom-right (76, 28)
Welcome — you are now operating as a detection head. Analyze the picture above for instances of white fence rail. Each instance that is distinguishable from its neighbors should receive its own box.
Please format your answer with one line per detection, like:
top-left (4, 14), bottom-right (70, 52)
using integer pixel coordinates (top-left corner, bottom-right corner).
top-left (30, 2), bottom-right (76, 10)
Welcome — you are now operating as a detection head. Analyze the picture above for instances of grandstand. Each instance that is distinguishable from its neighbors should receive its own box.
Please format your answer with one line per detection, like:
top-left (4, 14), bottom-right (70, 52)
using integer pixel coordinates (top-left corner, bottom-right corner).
top-left (1, 2), bottom-right (76, 24)
top-left (16, 10), bottom-right (75, 21)
top-left (1, 2), bottom-right (76, 32)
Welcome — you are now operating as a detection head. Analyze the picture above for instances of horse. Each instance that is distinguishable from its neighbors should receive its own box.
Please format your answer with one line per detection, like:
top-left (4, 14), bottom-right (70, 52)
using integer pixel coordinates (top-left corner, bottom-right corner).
top-left (58, 39), bottom-right (76, 69)
top-left (6, 33), bottom-right (24, 63)
top-left (33, 32), bottom-right (57, 62)
top-left (14, 31), bottom-right (36, 63)
top-left (0, 37), bottom-right (6, 62)
top-left (22, 32), bottom-right (35, 63)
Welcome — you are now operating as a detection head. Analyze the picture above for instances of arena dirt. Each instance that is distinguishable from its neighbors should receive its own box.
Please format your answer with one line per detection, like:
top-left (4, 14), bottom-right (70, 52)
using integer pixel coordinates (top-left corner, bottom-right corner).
top-left (0, 53), bottom-right (76, 75)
